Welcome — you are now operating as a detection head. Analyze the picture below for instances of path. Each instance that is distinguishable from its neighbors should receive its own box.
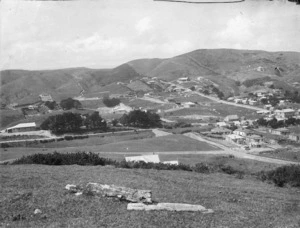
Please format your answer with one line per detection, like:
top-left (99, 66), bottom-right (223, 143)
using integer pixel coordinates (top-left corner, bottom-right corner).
top-left (139, 97), bottom-right (167, 104)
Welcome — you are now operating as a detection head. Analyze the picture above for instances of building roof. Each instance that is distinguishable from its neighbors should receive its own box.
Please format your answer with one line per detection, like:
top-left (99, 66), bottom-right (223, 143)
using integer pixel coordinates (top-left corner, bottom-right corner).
top-left (225, 115), bottom-right (239, 120)
top-left (275, 109), bottom-right (295, 113)
top-left (234, 128), bottom-right (253, 134)
top-left (211, 127), bottom-right (231, 133)
top-left (247, 134), bottom-right (262, 139)
top-left (125, 155), bottom-right (160, 163)
top-left (6, 122), bottom-right (36, 130)
top-left (273, 128), bottom-right (290, 132)
top-left (227, 134), bottom-right (244, 139)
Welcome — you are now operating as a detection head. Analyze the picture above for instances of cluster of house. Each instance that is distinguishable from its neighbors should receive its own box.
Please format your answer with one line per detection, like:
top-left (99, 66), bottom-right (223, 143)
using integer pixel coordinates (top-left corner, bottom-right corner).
top-left (268, 128), bottom-right (300, 142)
top-left (215, 115), bottom-right (254, 129)
top-left (225, 129), bottom-right (264, 148)
top-left (257, 108), bottom-right (300, 121)
top-left (227, 89), bottom-right (283, 106)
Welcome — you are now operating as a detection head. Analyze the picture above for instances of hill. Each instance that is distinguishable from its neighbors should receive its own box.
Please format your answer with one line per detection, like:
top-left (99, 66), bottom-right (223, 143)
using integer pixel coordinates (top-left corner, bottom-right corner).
top-left (0, 64), bottom-right (140, 104)
top-left (1, 49), bottom-right (300, 104)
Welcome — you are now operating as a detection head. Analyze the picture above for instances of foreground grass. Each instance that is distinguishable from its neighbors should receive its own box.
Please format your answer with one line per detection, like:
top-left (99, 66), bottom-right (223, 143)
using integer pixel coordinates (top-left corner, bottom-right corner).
top-left (1, 165), bottom-right (300, 227)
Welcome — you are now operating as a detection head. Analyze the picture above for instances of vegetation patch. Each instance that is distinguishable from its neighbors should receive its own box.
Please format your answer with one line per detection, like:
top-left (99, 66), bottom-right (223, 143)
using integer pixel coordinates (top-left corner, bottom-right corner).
top-left (258, 165), bottom-right (300, 187)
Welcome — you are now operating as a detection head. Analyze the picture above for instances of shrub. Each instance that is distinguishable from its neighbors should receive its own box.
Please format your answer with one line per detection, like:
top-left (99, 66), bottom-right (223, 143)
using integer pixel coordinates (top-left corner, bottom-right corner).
top-left (0, 143), bottom-right (10, 148)
top-left (259, 165), bottom-right (300, 187)
top-left (12, 152), bottom-right (116, 166)
top-left (64, 136), bottom-right (74, 141)
top-left (193, 163), bottom-right (211, 173)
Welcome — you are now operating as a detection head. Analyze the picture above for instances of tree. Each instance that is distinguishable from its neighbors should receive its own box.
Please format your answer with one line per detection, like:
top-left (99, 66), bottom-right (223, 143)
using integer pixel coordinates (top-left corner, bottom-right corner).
top-left (203, 90), bottom-right (210, 95)
top-left (44, 101), bottom-right (57, 110)
top-left (60, 98), bottom-right (82, 110)
top-left (120, 110), bottom-right (162, 128)
top-left (260, 98), bottom-right (268, 105)
top-left (256, 117), bottom-right (268, 127)
top-left (102, 96), bottom-right (120, 107)
top-left (40, 112), bottom-right (83, 134)
top-left (84, 112), bottom-right (107, 130)
top-left (111, 119), bottom-right (119, 126)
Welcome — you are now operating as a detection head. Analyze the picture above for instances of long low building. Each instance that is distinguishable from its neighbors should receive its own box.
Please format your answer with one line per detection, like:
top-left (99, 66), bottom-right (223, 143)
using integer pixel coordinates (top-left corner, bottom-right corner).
top-left (3, 122), bottom-right (37, 133)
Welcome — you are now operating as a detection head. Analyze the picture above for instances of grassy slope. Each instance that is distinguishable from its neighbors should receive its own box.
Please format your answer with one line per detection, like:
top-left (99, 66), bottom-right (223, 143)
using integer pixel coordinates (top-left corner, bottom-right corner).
top-left (1, 165), bottom-right (299, 227)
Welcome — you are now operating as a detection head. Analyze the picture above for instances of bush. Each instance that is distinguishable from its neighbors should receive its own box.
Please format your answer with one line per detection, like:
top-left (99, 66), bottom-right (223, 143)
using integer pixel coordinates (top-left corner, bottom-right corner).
top-left (193, 163), bottom-right (211, 173)
top-left (259, 165), bottom-right (300, 187)
top-left (0, 143), bottom-right (10, 148)
top-left (103, 97), bottom-right (120, 107)
top-left (12, 152), bottom-right (116, 166)
top-left (64, 136), bottom-right (74, 141)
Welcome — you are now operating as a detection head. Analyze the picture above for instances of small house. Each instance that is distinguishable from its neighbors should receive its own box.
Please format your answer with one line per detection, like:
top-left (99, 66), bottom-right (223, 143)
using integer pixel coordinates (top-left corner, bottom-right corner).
top-left (225, 134), bottom-right (245, 144)
top-left (211, 127), bottom-right (232, 135)
top-left (39, 94), bottom-right (53, 102)
top-left (224, 115), bottom-right (239, 122)
top-left (182, 102), bottom-right (196, 108)
top-left (275, 109), bottom-right (295, 119)
top-left (215, 122), bottom-right (228, 127)
top-left (269, 128), bottom-right (290, 136)
top-left (288, 134), bottom-right (300, 142)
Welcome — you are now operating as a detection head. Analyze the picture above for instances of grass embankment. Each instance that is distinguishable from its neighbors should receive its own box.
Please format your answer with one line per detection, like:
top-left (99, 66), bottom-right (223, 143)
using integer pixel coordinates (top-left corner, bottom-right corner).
top-left (259, 148), bottom-right (300, 162)
top-left (1, 163), bottom-right (300, 227)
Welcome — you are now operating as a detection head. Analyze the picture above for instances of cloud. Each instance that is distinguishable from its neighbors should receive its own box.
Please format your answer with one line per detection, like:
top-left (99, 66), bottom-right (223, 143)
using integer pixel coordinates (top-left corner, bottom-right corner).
top-left (216, 15), bottom-right (254, 48)
top-left (66, 33), bottom-right (127, 53)
top-left (135, 17), bottom-right (153, 35)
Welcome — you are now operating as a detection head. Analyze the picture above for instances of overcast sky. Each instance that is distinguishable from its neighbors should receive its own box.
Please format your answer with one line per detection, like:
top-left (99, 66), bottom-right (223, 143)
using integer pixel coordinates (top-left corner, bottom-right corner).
top-left (0, 0), bottom-right (299, 70)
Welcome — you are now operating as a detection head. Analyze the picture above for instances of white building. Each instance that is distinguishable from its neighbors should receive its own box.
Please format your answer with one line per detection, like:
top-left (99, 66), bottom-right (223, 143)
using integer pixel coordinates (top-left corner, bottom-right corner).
top-left (275, 109), bottom-right (295, 119)
top-left (4, 122), bottom-right (37, 133)
top-left (39, 94), bottom-right (53, 102)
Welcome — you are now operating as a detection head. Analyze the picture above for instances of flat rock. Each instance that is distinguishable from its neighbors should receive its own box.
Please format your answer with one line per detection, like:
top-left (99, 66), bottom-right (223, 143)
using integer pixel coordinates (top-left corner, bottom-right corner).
top-left (127, 203), bottom-right (213, 213)
top-left (84, 183), bottom-right (152, 203)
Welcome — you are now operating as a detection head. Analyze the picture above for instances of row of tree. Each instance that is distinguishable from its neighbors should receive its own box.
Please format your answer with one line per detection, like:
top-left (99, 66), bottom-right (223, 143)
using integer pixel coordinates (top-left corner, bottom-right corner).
top-left (40, 112), bottom-right (106, 134)
top-left (40, 109), bottom-right (162, 134)
top-left (256, 117), bottom-right (300, 129)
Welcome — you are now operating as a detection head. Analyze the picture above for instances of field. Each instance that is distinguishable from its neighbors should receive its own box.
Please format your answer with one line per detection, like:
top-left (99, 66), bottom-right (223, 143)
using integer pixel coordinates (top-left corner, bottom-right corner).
top-left (82, 135), bottom-right (219, 153)
top-left (1, 164), bottom-right (299, 227)
top-left (0, 133), bottom-right (218, 162)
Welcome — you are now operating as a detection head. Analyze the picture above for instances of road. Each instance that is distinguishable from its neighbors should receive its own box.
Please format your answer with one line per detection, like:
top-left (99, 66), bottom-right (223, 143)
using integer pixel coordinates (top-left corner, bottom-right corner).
top-left (192, 91), bottom-right (266, 111)
top-left (168, 81), bottom-right (266, 112)
top-left (183, 132), bottom-right (299, 165)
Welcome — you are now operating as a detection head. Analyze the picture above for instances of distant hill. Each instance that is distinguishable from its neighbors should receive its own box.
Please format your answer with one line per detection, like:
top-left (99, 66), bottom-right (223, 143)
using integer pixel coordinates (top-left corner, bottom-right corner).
top-left (0, 64), bottom-right (141, 104)
top-left (1, 49), bottom-right (299, 104)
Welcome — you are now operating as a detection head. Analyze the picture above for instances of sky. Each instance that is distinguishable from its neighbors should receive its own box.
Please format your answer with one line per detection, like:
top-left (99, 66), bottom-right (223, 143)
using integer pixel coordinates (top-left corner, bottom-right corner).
top-left (0, 0), bottom-right (299, 70)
